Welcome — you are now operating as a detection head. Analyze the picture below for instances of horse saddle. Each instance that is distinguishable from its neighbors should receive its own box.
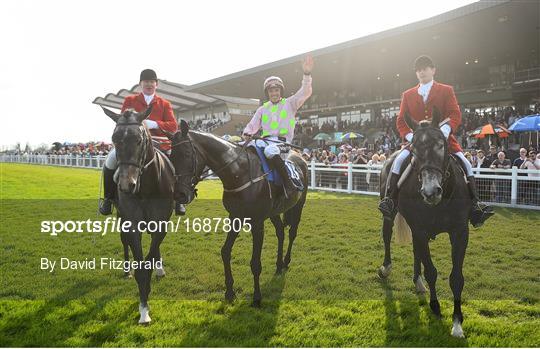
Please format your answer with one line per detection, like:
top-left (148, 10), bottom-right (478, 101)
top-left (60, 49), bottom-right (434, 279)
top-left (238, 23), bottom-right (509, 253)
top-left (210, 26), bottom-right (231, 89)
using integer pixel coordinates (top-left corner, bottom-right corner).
top-left (247, 143), bottom-right (304, 191)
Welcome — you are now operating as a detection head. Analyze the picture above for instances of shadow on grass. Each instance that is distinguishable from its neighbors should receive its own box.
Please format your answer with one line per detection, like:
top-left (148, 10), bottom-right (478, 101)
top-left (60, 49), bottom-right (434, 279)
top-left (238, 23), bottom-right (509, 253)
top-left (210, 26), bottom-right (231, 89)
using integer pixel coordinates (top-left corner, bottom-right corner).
top-left (178, 271), bottom-right (287, 347)
top-left (0, 279), bottom-right (135, 346)
top-left (380, 278), bottom-right (469, 347)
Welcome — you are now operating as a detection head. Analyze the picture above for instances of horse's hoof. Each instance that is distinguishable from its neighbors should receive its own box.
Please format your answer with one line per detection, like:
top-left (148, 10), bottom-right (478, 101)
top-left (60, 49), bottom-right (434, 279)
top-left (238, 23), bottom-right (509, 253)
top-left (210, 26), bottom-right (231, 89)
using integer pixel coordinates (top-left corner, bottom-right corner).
top-left (451, 320), bottom-right (464, 338)
top-left (430, 300), bottom-right (442, 317)
top-left (225, 291), bottom-right (236, 303)
top-left (377, 264), bottom-right (392, 279)
top-left (124, 272), bottom-right (132, 279)
top-left (155, 267), bottom-right (166, 278)
top-left (138, 305), bottom-right (151, 325)
top-left (252, 299), bottom-right (262, 308)
top-left (415, 276), bottom-right (427, 293)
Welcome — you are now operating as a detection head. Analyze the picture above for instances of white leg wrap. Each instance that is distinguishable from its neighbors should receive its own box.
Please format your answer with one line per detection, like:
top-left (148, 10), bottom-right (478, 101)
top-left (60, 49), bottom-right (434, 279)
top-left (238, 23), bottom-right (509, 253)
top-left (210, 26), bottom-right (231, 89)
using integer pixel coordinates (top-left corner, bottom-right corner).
top-left (451, 318), bottom-right (464, 338)
top-left (138, 304), bottom-right (151, 324)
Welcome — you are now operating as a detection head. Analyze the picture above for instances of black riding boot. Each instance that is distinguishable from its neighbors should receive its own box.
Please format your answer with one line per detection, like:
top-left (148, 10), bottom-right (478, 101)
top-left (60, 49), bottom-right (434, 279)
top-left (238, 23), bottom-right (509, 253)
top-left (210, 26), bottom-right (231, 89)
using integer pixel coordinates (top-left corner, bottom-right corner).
top-left (378, 172), bottom-right (399, 220)
top-left (467, 176), bottom-right (494, 228)
top-left (99, 167), bottom-right (116, 215)
top-left (270, 156), bottom-right (295, 198)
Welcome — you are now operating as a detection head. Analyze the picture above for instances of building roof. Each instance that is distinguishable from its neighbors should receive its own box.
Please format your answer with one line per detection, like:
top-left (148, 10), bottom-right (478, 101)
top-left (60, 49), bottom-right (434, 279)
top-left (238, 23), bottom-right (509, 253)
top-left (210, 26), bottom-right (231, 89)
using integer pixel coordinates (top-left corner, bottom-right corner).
top-left (93, 79), bottom-right (258, 112)
top-left (184, 0), bottom-right (536, 98)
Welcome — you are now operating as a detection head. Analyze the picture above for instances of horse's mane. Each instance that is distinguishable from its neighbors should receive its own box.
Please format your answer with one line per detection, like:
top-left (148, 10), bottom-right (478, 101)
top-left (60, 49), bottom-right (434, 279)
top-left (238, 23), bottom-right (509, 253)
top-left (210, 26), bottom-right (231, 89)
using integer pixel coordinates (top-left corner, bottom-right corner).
top-left (189, 130), bottom-right (240, 149)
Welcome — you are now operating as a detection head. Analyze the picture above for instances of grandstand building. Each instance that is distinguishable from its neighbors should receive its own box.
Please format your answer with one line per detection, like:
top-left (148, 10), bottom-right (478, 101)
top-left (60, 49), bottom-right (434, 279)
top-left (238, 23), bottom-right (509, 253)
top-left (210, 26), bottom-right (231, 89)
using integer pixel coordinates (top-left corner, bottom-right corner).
top-left (94, 0), bottom-right (539, 143)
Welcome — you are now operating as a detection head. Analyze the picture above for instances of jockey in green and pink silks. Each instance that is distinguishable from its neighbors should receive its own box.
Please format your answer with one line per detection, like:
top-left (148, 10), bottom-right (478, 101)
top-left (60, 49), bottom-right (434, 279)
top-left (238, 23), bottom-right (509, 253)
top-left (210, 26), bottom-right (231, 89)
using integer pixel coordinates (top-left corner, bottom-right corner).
top-left (243, 55), bottom-right (314, 197)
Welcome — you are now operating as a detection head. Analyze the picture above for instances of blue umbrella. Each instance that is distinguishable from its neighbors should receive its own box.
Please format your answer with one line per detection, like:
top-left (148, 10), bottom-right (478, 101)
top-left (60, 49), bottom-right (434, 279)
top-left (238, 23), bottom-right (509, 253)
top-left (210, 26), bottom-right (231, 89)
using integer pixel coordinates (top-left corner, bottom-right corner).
top-left (508, 114), bottom-right (540, 132)
top-left (341, 132), bottom-right (364, 140)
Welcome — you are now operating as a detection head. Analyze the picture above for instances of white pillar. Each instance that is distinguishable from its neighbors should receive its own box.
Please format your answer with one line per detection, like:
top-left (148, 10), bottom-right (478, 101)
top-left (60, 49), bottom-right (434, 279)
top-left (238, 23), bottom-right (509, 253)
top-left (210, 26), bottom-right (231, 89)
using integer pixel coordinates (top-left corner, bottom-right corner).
top-left (511, 166), bottom-right (518, 206)
top-left (310, 160), bottom-right (316, 189)
top-left (347, 162), bottom-right (353, 193)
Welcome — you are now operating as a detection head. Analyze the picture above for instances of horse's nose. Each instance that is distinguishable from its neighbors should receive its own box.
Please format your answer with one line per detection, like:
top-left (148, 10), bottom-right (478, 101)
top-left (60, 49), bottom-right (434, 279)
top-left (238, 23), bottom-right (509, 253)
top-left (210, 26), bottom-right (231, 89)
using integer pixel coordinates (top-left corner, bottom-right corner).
top-left (128, 180), bottom-right (137, 194)
top-left (421, 185), bottom-right (442, 204)
top-left (118, 177), bottom-right (137, 193)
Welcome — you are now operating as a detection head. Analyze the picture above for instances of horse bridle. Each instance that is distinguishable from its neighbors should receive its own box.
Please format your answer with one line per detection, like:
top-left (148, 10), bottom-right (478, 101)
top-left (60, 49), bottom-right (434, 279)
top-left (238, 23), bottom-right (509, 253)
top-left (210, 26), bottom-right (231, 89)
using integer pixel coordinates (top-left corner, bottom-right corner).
top-left (170, 136), bottom-right (242, 196)
top-left (170, 138), bottom-right (200, 197)
top-left (410, 129), bottom-right (451, 184)
top-left (114, 122), bottom-right (156, 190)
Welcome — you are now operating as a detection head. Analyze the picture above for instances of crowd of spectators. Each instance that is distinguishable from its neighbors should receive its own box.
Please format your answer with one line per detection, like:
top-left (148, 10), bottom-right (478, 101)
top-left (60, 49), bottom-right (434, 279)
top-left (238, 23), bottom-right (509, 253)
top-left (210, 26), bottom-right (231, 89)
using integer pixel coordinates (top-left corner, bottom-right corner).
top-left (187, 118), bottom-right (224, 132)
top-left (7, 142), bottom-right (113, 156)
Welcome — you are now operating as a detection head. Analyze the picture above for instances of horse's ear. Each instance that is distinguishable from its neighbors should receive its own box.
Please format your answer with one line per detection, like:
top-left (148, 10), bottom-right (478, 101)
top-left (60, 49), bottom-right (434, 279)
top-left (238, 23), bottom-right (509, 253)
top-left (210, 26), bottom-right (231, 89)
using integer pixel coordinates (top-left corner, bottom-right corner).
top-left (101, 107), bottom-right (120, 123)
top-left (180, 119), bottom-right (189, 137)
top-left (136, 105), bottom-right (154, 123)
top-left (431, 106), bottom-right (441, 127)
top-left (404, 112), bottom-right (417, 131)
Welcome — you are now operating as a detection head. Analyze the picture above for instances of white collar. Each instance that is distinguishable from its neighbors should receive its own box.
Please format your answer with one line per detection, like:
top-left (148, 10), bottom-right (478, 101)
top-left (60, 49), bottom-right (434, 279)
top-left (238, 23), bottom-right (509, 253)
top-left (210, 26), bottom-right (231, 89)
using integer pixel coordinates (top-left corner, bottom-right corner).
top-left (419, 79), bottom-right (434, 90)
top-left (143, 93), bottom-right (155, 104)
top-left (417, 80), bottom-right (434, 102)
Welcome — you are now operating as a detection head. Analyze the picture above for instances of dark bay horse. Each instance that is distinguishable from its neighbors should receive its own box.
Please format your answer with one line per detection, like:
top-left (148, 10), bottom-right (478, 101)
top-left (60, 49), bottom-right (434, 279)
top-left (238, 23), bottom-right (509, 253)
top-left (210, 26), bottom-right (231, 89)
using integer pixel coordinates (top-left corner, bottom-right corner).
top-left (168, 120), bottom-right (308, 306)
top-left (377, 110), bottom-right (471, 338)
top-left (102, 106), bottom-right (174, 324)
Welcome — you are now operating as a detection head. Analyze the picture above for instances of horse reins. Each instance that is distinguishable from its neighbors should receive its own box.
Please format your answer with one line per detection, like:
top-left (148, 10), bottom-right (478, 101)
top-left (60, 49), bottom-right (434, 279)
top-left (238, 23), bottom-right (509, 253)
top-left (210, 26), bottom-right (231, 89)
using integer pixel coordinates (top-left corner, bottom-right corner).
top-left (114, 122), bottom-right (156, 192)
top-left (170, 137), bottom-right (268, 194)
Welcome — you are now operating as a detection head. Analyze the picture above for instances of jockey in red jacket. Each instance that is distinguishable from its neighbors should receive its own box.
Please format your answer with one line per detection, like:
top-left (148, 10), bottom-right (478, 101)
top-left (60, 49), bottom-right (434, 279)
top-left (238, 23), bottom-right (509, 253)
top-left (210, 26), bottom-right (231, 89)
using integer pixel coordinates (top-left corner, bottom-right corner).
top-left (99, 69), bottom-right (184, 215)
top-left (378, 55), bottom-right (493, 228)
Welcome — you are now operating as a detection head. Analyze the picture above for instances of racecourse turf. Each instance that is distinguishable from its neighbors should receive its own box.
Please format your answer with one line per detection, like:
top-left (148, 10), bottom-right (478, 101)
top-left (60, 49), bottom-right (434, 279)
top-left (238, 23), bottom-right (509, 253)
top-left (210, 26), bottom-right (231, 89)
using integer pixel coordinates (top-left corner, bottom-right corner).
top-left (0, 163), bottom-right (539, 347)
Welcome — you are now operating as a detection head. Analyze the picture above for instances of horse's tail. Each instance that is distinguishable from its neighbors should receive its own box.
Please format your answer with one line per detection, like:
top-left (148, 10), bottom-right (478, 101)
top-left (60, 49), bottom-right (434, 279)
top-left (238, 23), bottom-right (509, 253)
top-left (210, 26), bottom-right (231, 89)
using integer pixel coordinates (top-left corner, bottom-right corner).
top-left (394, 212), bottom-right (412, 244)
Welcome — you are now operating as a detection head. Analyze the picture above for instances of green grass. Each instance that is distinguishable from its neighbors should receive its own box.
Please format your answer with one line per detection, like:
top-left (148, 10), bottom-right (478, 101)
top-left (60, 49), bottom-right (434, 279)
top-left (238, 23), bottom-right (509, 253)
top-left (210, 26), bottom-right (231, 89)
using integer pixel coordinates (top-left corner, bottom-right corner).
top-left (1, 163), bottom-right (539, 347)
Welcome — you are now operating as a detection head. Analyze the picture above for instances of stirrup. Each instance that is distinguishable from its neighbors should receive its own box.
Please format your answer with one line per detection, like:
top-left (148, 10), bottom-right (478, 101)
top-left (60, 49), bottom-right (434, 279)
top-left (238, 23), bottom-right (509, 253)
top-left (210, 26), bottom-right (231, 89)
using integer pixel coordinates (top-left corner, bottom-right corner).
top-left (470, 204), bottom-right (494, 228)
top-left (99, 198), bottom-right (113, 215)
top-left (378, 198), bottom-right (395, 219)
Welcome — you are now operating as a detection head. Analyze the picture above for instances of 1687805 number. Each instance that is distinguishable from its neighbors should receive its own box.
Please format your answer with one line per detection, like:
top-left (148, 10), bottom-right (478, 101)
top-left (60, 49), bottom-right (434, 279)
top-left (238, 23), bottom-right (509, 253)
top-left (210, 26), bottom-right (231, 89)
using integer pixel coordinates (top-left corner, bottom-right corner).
top-left (182, 217), bottom-right (252, 233)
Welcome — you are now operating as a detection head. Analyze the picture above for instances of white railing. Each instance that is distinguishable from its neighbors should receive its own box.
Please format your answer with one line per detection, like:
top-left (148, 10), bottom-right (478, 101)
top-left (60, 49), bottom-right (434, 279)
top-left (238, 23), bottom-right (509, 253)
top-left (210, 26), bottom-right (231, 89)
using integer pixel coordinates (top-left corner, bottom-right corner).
top-left (1, 154), bottom-right (108, 169)
top-left (2, 155), bottom-right (539, 210)
top-left (306, 161), bottom-right (540, 210)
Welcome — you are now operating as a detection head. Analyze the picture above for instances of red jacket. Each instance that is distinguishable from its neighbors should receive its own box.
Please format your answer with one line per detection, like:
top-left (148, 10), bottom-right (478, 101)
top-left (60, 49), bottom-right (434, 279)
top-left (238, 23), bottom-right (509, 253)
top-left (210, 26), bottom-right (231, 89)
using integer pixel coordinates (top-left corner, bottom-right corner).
top-left (396, 81), bottom-right (462, 153)
top-left (121, 93), bottom-right (178, 151)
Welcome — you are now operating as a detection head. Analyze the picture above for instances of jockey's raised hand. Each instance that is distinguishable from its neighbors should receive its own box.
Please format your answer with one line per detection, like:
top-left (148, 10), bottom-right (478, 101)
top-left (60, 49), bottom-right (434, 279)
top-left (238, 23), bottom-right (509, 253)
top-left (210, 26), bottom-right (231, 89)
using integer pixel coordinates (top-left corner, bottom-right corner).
top-left (302, 55), bottom-right (314, 75)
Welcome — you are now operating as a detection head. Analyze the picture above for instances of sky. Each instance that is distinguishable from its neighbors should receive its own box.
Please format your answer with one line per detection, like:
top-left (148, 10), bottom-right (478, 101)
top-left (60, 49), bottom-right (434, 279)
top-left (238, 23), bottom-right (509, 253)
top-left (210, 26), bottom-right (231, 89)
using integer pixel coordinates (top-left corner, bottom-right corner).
top-left (0, 0), bottom-right (477, 149)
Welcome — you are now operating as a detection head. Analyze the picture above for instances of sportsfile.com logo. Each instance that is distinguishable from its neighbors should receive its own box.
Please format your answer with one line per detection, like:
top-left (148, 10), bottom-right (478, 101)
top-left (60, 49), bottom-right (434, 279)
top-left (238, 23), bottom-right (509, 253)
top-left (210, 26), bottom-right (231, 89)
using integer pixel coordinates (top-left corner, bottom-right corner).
top-left (40, 217), bottom-right (252, 236)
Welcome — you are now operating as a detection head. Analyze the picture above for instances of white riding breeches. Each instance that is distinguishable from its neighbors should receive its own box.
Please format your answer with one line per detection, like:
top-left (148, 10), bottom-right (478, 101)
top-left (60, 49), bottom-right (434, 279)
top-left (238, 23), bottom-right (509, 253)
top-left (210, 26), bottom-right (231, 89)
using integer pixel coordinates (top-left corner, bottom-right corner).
top-left (454, 151), bottom-right (473, 177)
top-left (105, 149), bottom-right (117, 170)
top-left (391, 148), bottom-right (473, 177)
top-left (255, 137), bottom-right (284, 159)
top-left (391, 149), bottom-right (411, 175)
